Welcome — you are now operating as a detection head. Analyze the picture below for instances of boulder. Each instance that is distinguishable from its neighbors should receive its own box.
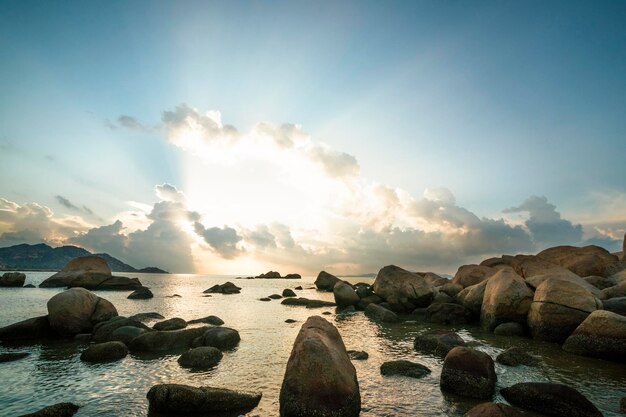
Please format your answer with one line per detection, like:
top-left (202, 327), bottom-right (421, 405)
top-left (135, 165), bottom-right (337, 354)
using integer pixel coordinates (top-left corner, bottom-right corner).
top-left (414, 329), bottom-right (465, 357)
top-left (315, 271), bottom-right (340, 291)
top-left (528, 279), bottom-right (601, 343)
top-left (347, 350), bottom-right (368, 360)
top-left (127, 287), bottom-right (153, 299)
top-left (364, 303), bottom-right (398, 322)
top-left (259, 297), bottom-right (271, 301)
top-left (603, 297), bottom-right (626, 316)
top-left (178, 346), bottom-right (223, 369)
top-left (354, 283), bottom-right (372, 299)
top-left (536, 245), bottom-right (620, 277)
top-left (333, 281), bottom-right (360, 307)
top-left (281, 297), bottom-right (336, 308)
top-left (356, 294), bottom-right (383, 310)
top-left (0, 272), bottom-right (26, 287)
top-left (481, 270), bottom-right (533, 331)
top-left (284, 273), bottom-right (302, 279)
top-left (92, 316), bottom-right (150, 343)
top-left (372, 265), bottom-right (435, 310)
top-left (583, 275), bottom-right (616, 290)
top-left (440, 347), bottom-right (496, 399)
top-left (256, 271), bottom-right (282, 278)
top-left (203, 282), bottom-right (241, 294)
top-left (465, 402), bottom-right (531, 417)
top-left (282, 288), bottom-right (297, 297)
top-left (18, 403), bottom-right (79, 417)
top-left (199, 327), bottom-right (240, 350)
top-left (432, 291), bottom-right (454, 304)
top-left (0, 315), bottom-right (56, 341)
top-left (621, 397), bottom-right (626, 413)
top-left (147, 384), bottom-right (261, 416)
top-left (188, 315), bottom-right (224, 326)
top-left (47, 288), bottom-right (118, 337)
top-left (456, 280), bottom-right (488, 317)
top-left (496, 347), bottom-right (539, 367)
top-left (425, 303), bottom-right (472, 325)
top-left (153, 318), bottom-right (188, 331)
top-left (110, 326), bottom-right (148, 344)
top-left (441, 283), bottom-right (463, 297)
top-left (500, 382), bottom-right (603, 417)
top-left (452, 265), bottom-right (498, 288)
top-left (421, 272), bottom-right (449, 286)
top-left (380, 360), bottom-right (430, 378)
top-left (129, 312), bottom-right (164, 322)
top-left (599, 282), bottom-right (626, 300)
top-left (525, 269), bottom-right (601, 297)
top-left (562, 310), bottom-right (626, 361)
top-left (128, 326), bottom-right (210, 354)
top-left (0, 352), bottom-right (29, 362)
top-left (279, 316), bottom-right (360, 417)
top-left (39, 255), bottom-right (142, 290)
top-left (493, 322), bottom-right (525, 337)
top-left (269, 293), bottom-right (283, 300)
top-left (80, 341), bottom-right (128, 363)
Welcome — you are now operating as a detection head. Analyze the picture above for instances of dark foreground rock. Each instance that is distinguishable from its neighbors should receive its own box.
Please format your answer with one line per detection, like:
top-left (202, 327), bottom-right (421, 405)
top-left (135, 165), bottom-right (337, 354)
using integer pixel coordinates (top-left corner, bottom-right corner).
top-left (127, 287), bottom-right (154, 299)
top-left (464, 402), bottom-right (530, 417)
top-left (0, 272), bottom-right (26, 287)
top-left (380, 360), bottom-right (430, 378)
top-left (129, 327), bottom-right (210, 354)
top-left (500, 382), bottom-right (603, 417)
top-left (603, 297), bottom-right (626, 315)
top-left (496, 347), bottom-right (539, 367)
top-left (425, 303), bottom-right (472, 324)
top-left (187, 315), bottom-right (224, 326)
top-left (153, 318), bottom-right (187, 331)
top-left (80, 341), bottom-right (128, 363)
top-left (333, 281), bottom-right (360, 307)
top-left (493, 322), bottom-right (525, 337)
top-left (280, 316), bottom-right (360, 417)
top-left (129, 312), bottom-right (164, 322)
top-left (315, 271), bottom-right (341, 291)
top-left (373, 265), bottom-right (435, 311)
top-left (178, 346), bottom-right (223, 369)
top-left (347, 350), bottom-right (368, 360)
top-left (414, 329), bottom-right (465, 357)
top-left (562, 310), bottom-right (626, 362)
top-left (198, 327), bottom-right (240, 350)
top-left (364, 303), bottom-right (398, 322)
top-left (147, 384), bottom-right (261, 416)
top-left (47, 288), bottom-right (118, 337)
top-left (18, 402), bottom-right (79, 417)
top-left (0, 352), bottom-right (29, 362)
top-left (440, 347), bottom-right (496, 399)
top-left (281, 297), bottom-right (336, 308)
top-left (0, 315), bottom-right (56, 342)
top-left (92, 316), bottom-right (151, 343)
top-left (282, 288), bottom-right (297, 297)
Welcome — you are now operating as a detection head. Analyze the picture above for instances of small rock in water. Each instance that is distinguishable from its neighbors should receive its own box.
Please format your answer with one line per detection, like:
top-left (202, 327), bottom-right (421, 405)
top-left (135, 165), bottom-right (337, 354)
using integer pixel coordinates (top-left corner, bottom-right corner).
top-left (493, 322), bottom-right (525, 337)
top-left (0, 272), bottom-right (26, 287)
top-left (268, 294), bottom-right (283, 299)
top-left (178, 346), bottom-right (223, 369)
top-left (147, 384), bottom-right (261, 415)
top-left (440, 346), bottom-right (496, 399)
top-left (203, 282), bottom-right (241, 294)
top-left (414, 329), bottom-right (466, 357)
top-left (285, 319), bottom-right (297, 323)
top-left (380, 360), bottom-right (430, 378)
top-left (188, 315), bottom-right (224, 326)
top-left (153, 318), bottom-right (187, 331)
top-left (129, 312), bottom-right (164, 322)
top-left (281, 297), bottom-right (336, 308)
top-left (347, 350), bottom-right (368, 360)
top-left (294, 286), bottom-right (303, 290)
top-left (127, 287), bottom-right (154, 299)
top-left (282, 288), bottom-right (297, 297)
top-left (259, 297), bottom-right (271, 302)
top-left (80, 341), bottom-right (128, 363)
top-left (496, 347), bottom-right (539, 367)
top-left (166, 294), bottom-right (182, 298)
top-left (0, 352), bottom-right (29, 362)
top-left (18, 402), bottom-right (79, 417)
top-left (322, 311), bottom-right (332, 315)
top-left (200, 327), bottom-right (241, 350)
top-left (500, 382), bottom-right (603, 417)
top-left (110, 326), bottom-right (148, 345)
top-left (364, 303), bottom-right (399, 323)
top-left (24, 284), bottom-right (36, 288)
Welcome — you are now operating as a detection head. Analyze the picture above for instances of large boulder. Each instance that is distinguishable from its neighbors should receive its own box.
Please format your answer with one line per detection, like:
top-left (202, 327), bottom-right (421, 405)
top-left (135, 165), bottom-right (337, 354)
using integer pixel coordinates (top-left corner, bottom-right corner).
top-left (315, 271), bottom-right (340, 291)
top-left (425, 303), bottom-right (472, 325)
top-left (599, 282), bottom-right (626, 300)
top-left (80, 341), bottom-right (128, 363)
top-left (39, 255), bottom-right (142, 290)
top-left (333, 281), bottom-right (360, 307)
top-left (562, 310), bottom-right (626, 361)
top-left (372, 265), bottom-right (434, 311)
top-left (279, 316), bottom-right (360, 417)
top-left (364, 303), bottom-right (398, 322)
top-left (47, 288), bottom-right (118, 337)
top-left (178, 346), bottom-right (223, 369)
top-left (18, 403), bottom-right (79, 417)
top-left (528, 279), bottom-right (601, 343)
top-left (128, 326), bottom-right (210, 354)
top-left (0, 272), bottom-right (26, 287)
top-left (147, 384), bottom-right (261, 416)
top-left (603, 297), bottom-right (626, 316)
top-left (500, 382), bottom-right (603, 417)
top-left (536, 245), bottom-right (620, 277)
top-left (414, 329), bottom-right (465, 357)
top-left (480, 270), bottom-right (533, 331)
top-left (583, 275), bottom-right (616, 290)
top-left (440, 347), bottom-right (496, 399)
top-left (525, 269), bottom-right (601, 298)
top-left (456, 280), bottom-right (488, 317)
top-left (452, 265), bottom-right (498, 288)
top-left (0, 315), bottom-right (56, 341)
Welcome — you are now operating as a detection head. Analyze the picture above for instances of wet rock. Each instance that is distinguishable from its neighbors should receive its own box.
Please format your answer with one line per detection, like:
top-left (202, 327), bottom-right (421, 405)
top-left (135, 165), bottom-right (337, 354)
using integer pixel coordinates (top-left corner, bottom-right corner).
top-left (500, 382), bottom-right (603, 417)
top-left (279, 316), bottom-right (360, 417)
top-left (338, 305), bottom-right (356, 313)
top-left (493, 322), bottom-right (525, 337)
top-left (0, 315), bottom-right (56, 341)
top-left (285, 319), bottom-right (297, 323)
top-left (536, 245), bottom-right (620, 277)
top-left (129, 326), bottom-right (210, 354)
top-left (562, 310), bottom-right (626, 361)
top-left (92, 316), bottom-right (150, 343)
top-left (425, 303), bottom-right (472, 325)
top-left (0, 272), bottom-right (26, 287)
top-left (373, 265), bottom-right (434, 311)
top-left (187, 315), bottom-right (224, 326)
top-left (347, 350), bottom-right (368, 360)
top-left (356, 294), bottom-right (383, 310)
top-left (602, 297), bottom-right (626, 316)
top-left (294, 286), bottom-right (303, 290)
top-left (166, 294), bottom-right (181, 298)
top-left (496, 347), bottom-right (539, 367)
top-left (380, 360), bottom-right (430, 378)
top-left (456, 280), bottom-right (488, 317)
top-left (282, 288), bottom-right (297, 297)
top-left (153, 317), bottom-right (187, 331)
top-left (452, 265), bottom-right (498, 288)
top-left (284, 273), bottom-right (302, 279)
top-left (480, 269), bottom-right (533, 331)
top-left (127, 287), bottom-right (153, 299)
top-left (39, 255), bottom-right (142, 290)
top-left (129, 312), bottom-right (164, 322)
top-left (18, 403), bottom-right (79, 417)
top-left (440, 346), bottom-right (496, 399)
top-left (269, 294), bottom-right (283, 299)
top-left (464, 402), bottom-right (530, 417)
top-left (0, 352), bottom-right (29, 362)
top-left (80, 341), bottom-right (128, 362)
top-left (600, 282), bottom-right (626, 300)
top-left (178, 346), bottom-right (223, 369)
top-left (281, 297), bottom-right (336, 308)
top-left (147, 384), bottom-right (261, 416)
top-left (583, 275), bottom-right (616, 290)
top-left (414, 329), bottom-right (466, 357)
top-left (74, 333), bottom-right (92, 343)
top-left (110, 326), bottom-right (148, 344)
top-left (364, 303), bottom-right (399, 322)
top-left (259, 297), bottom-right (271, 301)
top-left (203, 281), bottom-right (241, 294)
top-left (315, 270), bottom-right (340, 291)
top-left (47, 288), bottom-right (118, 337)
top-left (199, 327), bottom-right (240, 350)
top-left (334, 281), bottom-right (360, 307)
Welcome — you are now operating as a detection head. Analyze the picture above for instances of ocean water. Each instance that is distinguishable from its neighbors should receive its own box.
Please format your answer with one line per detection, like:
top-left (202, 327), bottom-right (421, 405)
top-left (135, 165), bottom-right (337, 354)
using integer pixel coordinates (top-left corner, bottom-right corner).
top-left (0, 272), bottom-right (625, 417)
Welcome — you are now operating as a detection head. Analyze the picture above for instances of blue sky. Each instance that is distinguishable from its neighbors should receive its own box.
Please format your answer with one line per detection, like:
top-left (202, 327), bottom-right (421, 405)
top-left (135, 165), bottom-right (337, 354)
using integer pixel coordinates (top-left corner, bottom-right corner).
top-left (1, 1), bottom-right (625, 273)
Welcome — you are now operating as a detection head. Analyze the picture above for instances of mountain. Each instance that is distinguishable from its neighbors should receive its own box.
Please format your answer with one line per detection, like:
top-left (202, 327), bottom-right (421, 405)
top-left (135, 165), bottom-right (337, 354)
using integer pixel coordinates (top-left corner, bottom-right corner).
top-left (0, 243), bottom-right (168, 273)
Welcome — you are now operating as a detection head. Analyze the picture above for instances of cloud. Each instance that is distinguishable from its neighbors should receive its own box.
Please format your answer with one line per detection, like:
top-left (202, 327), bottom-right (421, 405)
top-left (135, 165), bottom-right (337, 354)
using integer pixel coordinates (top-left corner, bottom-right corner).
top-left (307, 143), bottom-right (360, 178)
top-left (155, 183), bottom-right (186, 203)
top-left (161, 104), bottom-right (238, 148)
top-left (193, 222), bottom-right (243, 259)
top-left (105, 115), bottom-right (153, 132)
top-left (55, 195), bottom-right (95, 216)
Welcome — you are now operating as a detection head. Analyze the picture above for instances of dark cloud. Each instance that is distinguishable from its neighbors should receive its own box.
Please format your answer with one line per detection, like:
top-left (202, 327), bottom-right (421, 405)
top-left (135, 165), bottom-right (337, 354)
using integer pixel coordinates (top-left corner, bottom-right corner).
top-left (105, 115), bottom-right (154, 132)
top-left (193, 222), bottom-right (243, 259)
top-left (55, 195), bottom-right (95, 216)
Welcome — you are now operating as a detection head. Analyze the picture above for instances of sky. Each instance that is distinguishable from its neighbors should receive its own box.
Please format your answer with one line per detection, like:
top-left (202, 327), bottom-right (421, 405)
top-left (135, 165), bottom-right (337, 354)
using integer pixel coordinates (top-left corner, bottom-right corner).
top-left (0, 1), bottom-right (625, 275)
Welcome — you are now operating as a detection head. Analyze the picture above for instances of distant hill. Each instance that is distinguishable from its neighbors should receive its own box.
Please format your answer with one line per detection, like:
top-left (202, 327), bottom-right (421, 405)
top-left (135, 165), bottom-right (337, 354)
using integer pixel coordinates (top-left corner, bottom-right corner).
top-left (0, 243), bottom-right (168, 273)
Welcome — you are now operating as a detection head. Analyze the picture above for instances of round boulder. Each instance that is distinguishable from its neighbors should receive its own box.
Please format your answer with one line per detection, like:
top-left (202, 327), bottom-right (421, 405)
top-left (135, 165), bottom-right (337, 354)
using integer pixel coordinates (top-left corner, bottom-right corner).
top-left (127, 287), bottom-right (154, 299)
top-left (425, 303), bottom-right (472, 325)
top-left (480, 269), bottom-right (533, 331)
top-left (562, 310), bottom-right (626, 362)
top-left (0, 272), bottom-right (26, 287)
top-left (333, 281), bottom-right (360, 307)
top-left (178, 346), bottom-right (223, 369)
top-left (452, 264), bottom-right (497, 288)
top-left (80, 341), bottom-right (128, 363)
top-left (440, 347), bottom-right (496, 399)
top-left (380, 360), bottom-right (430, 378)
top-left (314, 271), bottom-right (340, 291)
top-left (373, 265), bottom-right (434, 309)
top-left (200, 327), bottom-right (240, 350)
top-left (47, 288), bottom-right (118, 336)
top-left (153, 318), bottom-right (187, 331)
top-left (493, 322), bottom-right (525, 337)
top-left (500, 382), bottom-right (603, 417)
top-left (465, 402), bottom-right (530, 417)
top-left (414, 329), bottom-right (466, 357)
top-left (282, 288), bottom-right (297, 297)
top-left (496, 347), bottom-right (539, 367)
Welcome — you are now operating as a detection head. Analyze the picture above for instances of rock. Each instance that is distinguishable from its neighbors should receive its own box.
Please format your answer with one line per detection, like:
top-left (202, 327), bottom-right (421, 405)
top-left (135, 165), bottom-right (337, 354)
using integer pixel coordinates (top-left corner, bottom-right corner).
top-left (279, 316), bottom-right (360, 417)
top-left (536, 245), bottom-right (620, 277)
top-left (334, 281), bottom-right (360, 307)
top-left (347, 350), bottom-right (368, 360)
top-left (187, 315), bottom-right (224, 326)
top-left (528, 279), bottom-right (601, 343)
top-left (452, 265), bottom-right (498, 288)
top-left (441, 283), bottom-right (464, 297)
top-left (110, 326), bottom-right (148, 344)
top-left (282, 288), bottom-right (297, 297)
top-left (440, 347), bottom-right (496, 399)
top-left (285, 319), bottom-right (297, 323)
top-left (153, 317), bottom-right (187, 331)
top-left (621, 397), bottom-right (626, 413)
top-left (422, 272), bottom-right (449, 286)
top-left (0, 352), bottom-right (29, 362)
top-left (480, 269), bottom-right (533, 331)
top-left (295, 286), bottom-right (303, 290)
top-left (147, 384), bottom-right (261, 416)
top-left (47, 288), bottom-right (118, 337)
top-left (456, 280), bottom-right (488, 317)
top-left (315, 270), bottom-right (341, 291)
top-left (414, 329), bottom-right (466, 357)
top-left (204, 281), bottom-right (241, 294)
top-left (356, 294), bottom-right (383, 310)
top-left (338, 305), bottom-right (356, 313)
top-left (0, 272), bottom-right (26, 287)
top-left (256, 271), bottom-right (282, 278)
top-left (24, 284), bottom-right (35, 288)
top-left (465, 402), bottom-right (530, 417)
top-left (259, 297), bottom-right (271, 301)
top-left (500, 382), bottom-right (603, 417)
top-left (496, 347), bottom-right (539, 367)
top-left (562, 310), bottom-right (626, 361)
top-left (178, 346), bottom-right (223, 369)
top-left (364, 303), bottom-right (399, 322)
top-left (269, 294), bottom-right (283, 299)
top-left (372, 265), bottom-right (435, 310)
top-left (166, 294), bottom-right (182, 298)
top-left (583, 275), bottom-right (616, 290)
top-left (129, 326), bottom-right (210, 354)
top-left (525, 269), bottom-right (601, 297)
top-left (281, 297), bottom-right (336, 308)
top-left (493, 322), bottom-right (525, 337)
top-left (39, 255), bottom-right (142, 290)
top-left (425, 303), bottom-right (472, 325)
top-left (603, 297), bottom-right (626, 316)
top-left (129, 312), bottom-right (164, 322)
top-left (92, 316), bottom-right (150, 342)
top-left (380, 360), bottom-right (430, 378)
top-left (199, 327), bottom-right (240, 350)
top-left (0, 315), bottom-right (56, 341)
top-left (432, 291), bottom-right (454, 304)
top-left (74, 333), bottom-right (92, 343)
top-left (80, 341), bottom-right (128, 362)
top-left (127, 287), bottom-right (153, 299)
top-left (18, 403), bottom-right (79, 417)
top-left (284, 273), bottom-right (302, 279)
top-left (600, 282), bottom-right (626, 300)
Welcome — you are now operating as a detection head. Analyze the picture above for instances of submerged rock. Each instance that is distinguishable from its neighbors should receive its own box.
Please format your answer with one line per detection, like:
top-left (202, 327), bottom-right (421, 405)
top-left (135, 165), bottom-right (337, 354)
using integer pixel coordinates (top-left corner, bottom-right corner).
top-left (129, 326), bottom-right (210, 354)
top-left (178, 346), bottom-right (223, 369)
top-left (129, 312), bottom-right (164, 322)
top-left (187, 315), bottom-right (224, 326)
top-left (380, 360), bottom-right (430, 378)
top-left (496, 347), bottom-right (539, 367)
top-left (147, 384), bottom-right (261, 416)
top-left (280, 316), bottom-right (360, 417)
top-left (0, 315), bottom-right (56, 341)
top-left (0, 352), bottom-right (29, 362)
top-left (153, 318), bottom-right (187, 331)
top-left (493, 322), bottom-right (525, 337)
top-left (347, 350), bottom-right (368, 360)
top-left (0, 272), bottom-right (26, 287)
top-left (440, 347), bottom-right (496, 399)
top-left (269, 294), bottom-right (283, 299)
top-left (18, 403), bottom-right (79, 417)
top-left (281, 297), bottom-right (336, 308)
top-left (414, 329), bottom-right (465, 357)
top-left (562, 310), bottom-right (626, 361)
top-left (47, 288), bottom-right (118, 337)
top-left (284, 273), bottom-right (302, 279)
top-left (364, 303), bottom-right (398, 322)
top-left (315, 271), bottom-right (341, 291)
top-left (80, 341), bottom-right (128, 363)
top-left (500, 382), bottom-right (603, 417)
top-left (127, 287), bottom-right (153, 299)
